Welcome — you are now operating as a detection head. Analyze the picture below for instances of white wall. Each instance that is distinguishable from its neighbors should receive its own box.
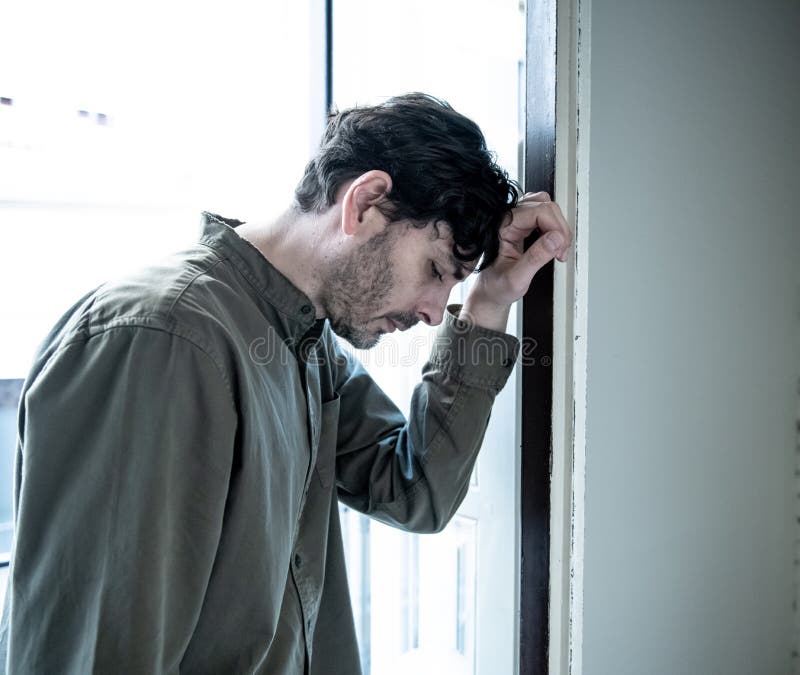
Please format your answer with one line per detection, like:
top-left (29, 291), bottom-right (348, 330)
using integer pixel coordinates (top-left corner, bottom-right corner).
top-left (580, 1), bottom-right (800, 673)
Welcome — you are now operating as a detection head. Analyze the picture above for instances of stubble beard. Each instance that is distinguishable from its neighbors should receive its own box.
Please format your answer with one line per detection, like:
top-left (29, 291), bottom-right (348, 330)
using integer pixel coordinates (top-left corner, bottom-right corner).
top-left (320, 227), bottom-right (397, 350)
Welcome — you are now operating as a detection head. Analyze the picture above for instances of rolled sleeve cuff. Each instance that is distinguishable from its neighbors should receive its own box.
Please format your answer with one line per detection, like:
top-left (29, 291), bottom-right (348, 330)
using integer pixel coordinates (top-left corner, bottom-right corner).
top-left (427, 304), bottom-right (521, 391)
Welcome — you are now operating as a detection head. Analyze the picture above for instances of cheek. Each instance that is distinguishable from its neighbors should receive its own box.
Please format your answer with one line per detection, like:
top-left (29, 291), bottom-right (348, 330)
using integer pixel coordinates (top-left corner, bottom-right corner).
top-left (385, 269), bottom-right (431, 306)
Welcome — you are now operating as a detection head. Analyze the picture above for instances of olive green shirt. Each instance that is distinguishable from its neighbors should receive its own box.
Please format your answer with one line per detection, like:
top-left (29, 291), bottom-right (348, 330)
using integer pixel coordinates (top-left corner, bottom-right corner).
top-left (0, 213), bottom-right (519, 674)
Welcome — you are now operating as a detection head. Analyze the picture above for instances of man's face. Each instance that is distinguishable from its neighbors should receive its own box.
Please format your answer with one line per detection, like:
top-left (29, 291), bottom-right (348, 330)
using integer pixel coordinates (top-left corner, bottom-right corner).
top-left (320, 220), bottom-right (472, 349)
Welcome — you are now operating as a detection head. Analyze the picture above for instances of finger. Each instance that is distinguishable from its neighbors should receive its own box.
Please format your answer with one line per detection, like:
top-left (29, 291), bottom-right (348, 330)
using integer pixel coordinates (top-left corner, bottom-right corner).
top-left (521, 191), bottom-right (551, 203)
top-left (503, 201), bottom-right (571, 247)
top-left (522, 203), bottom-right (573, 259)
top-left (507, 231), bottom-right (563, 290)
top-left (502, 198), bottom-right (573, 262)
top-left (546, 206), bottom-right (572, 258)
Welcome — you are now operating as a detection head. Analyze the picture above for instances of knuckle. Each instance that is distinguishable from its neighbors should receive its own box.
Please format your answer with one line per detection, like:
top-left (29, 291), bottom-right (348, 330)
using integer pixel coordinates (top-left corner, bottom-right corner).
top-left (523, 191), bottom-right (551, 202)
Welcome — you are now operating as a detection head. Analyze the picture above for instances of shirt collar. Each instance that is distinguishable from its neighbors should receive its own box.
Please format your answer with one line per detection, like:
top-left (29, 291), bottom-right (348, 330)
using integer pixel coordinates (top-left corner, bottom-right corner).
top-left (197, 212), bottom-right (321, 342)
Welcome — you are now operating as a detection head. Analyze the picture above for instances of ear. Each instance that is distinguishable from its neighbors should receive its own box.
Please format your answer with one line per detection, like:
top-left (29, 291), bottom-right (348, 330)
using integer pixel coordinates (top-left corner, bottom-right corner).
top-left (340, 170), bottom-right (393, 236)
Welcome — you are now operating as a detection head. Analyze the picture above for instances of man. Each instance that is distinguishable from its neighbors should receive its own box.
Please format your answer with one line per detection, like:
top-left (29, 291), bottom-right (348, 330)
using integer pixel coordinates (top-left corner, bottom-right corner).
top-left (0, 93), bottom-right (571, 673)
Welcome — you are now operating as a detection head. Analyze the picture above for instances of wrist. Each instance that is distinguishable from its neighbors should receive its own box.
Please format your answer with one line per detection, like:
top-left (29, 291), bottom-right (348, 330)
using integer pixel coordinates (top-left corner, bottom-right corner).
top-left (459, 295), bottom-right (512, 333)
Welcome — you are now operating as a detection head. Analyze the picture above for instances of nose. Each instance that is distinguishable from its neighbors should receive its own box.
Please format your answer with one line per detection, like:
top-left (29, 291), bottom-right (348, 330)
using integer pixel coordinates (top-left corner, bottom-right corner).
top-left (416, 288), bottom-right (449, 326)
top-left (417, 308), bottom-right (443, 326)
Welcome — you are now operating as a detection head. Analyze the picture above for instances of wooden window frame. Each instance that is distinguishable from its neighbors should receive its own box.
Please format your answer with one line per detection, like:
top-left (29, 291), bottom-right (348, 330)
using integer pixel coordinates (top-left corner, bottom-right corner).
top-left (520, 0), bottom-right (558, 672)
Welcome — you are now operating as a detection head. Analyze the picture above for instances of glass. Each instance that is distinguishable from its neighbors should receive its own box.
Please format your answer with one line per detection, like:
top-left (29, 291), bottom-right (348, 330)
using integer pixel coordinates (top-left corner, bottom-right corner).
top-left (0, 0), bottom-right (321, 379)
top-left (0, 0), bottom-right (320, 570)
top-left (332, 1), bottom-right (526, 673)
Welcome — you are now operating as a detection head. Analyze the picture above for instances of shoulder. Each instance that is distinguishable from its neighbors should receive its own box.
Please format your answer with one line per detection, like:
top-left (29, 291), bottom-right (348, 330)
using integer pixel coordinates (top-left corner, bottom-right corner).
top-left (32, 243), bottom-right (241, 376)
top-left (57, 242), bottom-right (240, 343)
top-left (89, 243), bottom-right (229, 331)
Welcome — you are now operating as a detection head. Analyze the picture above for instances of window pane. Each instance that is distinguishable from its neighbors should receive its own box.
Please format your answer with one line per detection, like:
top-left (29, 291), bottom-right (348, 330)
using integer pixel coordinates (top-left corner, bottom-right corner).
top-left (332, 1), bottom-right (525, 673)
top-left (0, 0), bottom-right (321, 378)
top-left (0, 0), bottom-right (320, 568)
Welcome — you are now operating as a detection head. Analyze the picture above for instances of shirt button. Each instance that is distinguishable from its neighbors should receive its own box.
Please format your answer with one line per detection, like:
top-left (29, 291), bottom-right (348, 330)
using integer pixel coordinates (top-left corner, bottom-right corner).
top-left (294, 553), bottom-right (302, 568)
top-left (300, 304), bottom-right (312, 315)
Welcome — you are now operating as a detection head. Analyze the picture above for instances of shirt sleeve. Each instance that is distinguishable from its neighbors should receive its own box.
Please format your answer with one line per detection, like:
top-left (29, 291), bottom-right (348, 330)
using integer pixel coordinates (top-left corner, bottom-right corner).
top-left (332, 304), bottom-right (520, 533)
top-left (3, 325), bottom-right (237, 674)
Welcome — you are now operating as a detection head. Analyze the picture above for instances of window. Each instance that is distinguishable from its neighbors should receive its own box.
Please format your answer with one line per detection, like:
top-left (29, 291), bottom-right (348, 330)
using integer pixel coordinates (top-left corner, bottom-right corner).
top-left (331, 1), bottom-right (526, 672)
top-left (0, 0), bottom-right (324, 589)
top-left (1, 2), bottom-right (527, 667)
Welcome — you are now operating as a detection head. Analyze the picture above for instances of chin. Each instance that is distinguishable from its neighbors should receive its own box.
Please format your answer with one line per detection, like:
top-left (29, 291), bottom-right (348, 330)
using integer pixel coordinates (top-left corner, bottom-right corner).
top-left (331, 321), bottom-right (383, 350)
top-left (355, 330), bottom-right (384, 350)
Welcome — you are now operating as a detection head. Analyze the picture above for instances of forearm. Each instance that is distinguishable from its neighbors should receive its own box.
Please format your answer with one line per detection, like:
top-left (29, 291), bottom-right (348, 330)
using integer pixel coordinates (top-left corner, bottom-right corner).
top-left (335, 306), bottom-right (520, 532)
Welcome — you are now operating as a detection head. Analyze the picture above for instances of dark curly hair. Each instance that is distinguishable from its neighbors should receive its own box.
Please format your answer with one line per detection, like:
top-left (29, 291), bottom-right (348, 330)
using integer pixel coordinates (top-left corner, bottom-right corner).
top-left (294, 93), bottom-right (519, 270)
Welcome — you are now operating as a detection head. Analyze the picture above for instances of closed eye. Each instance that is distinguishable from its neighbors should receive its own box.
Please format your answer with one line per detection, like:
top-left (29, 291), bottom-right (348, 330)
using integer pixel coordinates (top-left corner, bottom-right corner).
top-left (431, 261), bottom-right (443, 282)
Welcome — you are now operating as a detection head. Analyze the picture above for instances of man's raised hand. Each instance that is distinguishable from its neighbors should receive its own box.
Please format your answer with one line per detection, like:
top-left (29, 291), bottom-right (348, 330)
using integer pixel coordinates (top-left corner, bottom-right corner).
top-left (460, 192), bottom-right (573, 332)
